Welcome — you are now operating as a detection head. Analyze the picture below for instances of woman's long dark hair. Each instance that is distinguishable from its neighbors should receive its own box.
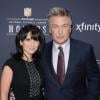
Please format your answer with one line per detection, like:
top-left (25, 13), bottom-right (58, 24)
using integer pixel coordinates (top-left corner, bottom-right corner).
top-left (13, 24), bottom-right (45, 61)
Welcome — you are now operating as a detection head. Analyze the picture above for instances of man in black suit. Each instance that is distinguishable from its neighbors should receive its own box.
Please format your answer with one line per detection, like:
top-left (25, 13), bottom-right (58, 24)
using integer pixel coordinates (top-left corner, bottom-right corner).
top-left (41, 7), bottom-right (100, 100)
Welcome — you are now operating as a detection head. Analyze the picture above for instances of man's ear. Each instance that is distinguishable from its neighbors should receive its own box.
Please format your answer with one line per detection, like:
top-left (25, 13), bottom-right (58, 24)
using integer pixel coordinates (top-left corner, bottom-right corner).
top-left (49, 27), bottom-right (52, 35)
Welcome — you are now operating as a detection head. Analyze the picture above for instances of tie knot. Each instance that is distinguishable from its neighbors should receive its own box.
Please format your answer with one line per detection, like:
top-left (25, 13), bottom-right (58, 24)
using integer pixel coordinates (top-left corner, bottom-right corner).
top-left (58, 47), bottom-right (63, 52)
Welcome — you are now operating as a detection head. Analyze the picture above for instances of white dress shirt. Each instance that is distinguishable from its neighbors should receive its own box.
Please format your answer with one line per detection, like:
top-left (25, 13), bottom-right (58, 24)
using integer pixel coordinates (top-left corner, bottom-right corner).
top-left (52, 38), bottom-right (70, 74)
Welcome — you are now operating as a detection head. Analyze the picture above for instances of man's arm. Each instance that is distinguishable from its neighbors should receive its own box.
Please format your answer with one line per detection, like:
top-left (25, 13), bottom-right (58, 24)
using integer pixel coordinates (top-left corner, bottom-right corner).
top-left (84, 46), bottom-right (100, 100)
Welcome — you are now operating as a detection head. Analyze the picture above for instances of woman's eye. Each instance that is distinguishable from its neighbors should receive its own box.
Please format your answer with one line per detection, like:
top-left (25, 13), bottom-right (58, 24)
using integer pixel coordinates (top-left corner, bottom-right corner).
top-left (26, 38), bottom-right (31, 41)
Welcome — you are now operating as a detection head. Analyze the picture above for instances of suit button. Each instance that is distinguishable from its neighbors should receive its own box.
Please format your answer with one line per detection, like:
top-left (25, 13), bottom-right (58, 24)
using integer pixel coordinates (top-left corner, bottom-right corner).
top-left (60, 87), bottom-right (63, 90)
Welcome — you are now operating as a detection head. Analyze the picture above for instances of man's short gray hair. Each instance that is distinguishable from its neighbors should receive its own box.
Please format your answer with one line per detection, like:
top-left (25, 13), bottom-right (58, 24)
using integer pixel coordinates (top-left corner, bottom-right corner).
top-left (48, 7), bottom-right (72, 19)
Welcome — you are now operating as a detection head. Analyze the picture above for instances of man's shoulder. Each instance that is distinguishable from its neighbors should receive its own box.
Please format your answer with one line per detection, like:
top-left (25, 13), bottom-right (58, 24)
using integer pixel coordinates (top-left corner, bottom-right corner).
top-left (45, 41), bottom-right (52, 45)
top-left (45, 41), bottom-right (53, 47)
top-left (70, 38), bottom-right (94, 54)
top-left (71, 38), bottom-right (92, 48)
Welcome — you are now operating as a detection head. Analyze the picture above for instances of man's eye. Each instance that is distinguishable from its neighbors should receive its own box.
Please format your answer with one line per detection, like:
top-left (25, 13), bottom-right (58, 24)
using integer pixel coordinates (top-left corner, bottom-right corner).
top-left (53, 25), bottom-right (57, 28)
top-left (64, 25), bottom-right (68, 27)
top-left (64, 24), bottom-right (71, 27)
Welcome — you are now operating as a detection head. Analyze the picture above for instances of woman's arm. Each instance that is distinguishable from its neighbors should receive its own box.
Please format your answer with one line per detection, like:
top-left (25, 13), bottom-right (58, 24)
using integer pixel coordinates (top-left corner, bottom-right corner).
top-left (0, 66), bottom-right (13, 100)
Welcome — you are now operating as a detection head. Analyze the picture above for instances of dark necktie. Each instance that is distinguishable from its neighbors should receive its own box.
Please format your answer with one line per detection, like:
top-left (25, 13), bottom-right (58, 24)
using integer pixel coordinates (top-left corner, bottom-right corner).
top-left (57, 47), bottom-right (65, 85)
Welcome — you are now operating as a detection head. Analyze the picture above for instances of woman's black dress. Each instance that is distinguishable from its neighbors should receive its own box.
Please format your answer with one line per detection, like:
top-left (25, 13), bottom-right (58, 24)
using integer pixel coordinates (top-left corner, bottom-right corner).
top-left (4, 57), bottom-right (44, 100)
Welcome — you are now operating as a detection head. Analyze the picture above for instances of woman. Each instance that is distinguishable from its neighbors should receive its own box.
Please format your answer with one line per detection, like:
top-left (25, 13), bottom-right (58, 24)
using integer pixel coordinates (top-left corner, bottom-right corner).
top-left (0, 24), bottom-right (45, 100)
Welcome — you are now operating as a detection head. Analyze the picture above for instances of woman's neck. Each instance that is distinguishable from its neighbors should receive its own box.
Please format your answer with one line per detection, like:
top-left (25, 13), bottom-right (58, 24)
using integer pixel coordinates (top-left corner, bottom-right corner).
top-left (22, 54), bottom-right (33, 62)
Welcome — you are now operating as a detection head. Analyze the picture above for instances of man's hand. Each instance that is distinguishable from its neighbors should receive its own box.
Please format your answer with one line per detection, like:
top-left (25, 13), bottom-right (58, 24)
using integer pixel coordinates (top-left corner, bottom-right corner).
top-left (9, 91), bottom-right (15, 100)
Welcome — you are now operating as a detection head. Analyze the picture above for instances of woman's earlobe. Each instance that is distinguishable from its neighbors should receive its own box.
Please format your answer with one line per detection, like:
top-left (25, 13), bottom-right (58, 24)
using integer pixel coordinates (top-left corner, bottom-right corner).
top-left (20, 40), bottom-right (23, 46)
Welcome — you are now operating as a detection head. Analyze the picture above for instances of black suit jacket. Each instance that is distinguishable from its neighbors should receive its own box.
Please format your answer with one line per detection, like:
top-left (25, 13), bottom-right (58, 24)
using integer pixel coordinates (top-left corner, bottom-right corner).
top-left (41, 38), bottom-right (100, 100)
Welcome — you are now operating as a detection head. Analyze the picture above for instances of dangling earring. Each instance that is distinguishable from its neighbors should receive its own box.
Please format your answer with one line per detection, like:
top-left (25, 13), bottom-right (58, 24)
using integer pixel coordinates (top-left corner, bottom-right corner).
top-left (38, 48), bottom-right (40, 52)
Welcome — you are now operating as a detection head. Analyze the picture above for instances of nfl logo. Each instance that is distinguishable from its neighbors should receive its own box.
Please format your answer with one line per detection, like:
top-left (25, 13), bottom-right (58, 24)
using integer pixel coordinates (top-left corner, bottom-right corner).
top-left (24, 8), bottom-right (32, 17)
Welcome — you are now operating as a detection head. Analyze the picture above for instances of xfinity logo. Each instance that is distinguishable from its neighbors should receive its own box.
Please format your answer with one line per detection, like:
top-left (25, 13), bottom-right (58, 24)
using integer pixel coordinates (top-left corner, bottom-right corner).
top-left (76, 22), bottom-right (100, 32)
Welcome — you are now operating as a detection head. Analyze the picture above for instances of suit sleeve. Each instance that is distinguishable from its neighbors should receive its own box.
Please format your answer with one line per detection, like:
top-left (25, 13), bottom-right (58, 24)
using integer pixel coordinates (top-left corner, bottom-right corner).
top-left (84, 46), bottom-right (100, 100)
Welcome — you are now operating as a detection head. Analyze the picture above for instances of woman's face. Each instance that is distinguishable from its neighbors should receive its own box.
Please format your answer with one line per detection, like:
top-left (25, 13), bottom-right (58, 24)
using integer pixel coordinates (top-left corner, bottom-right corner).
top-left (20, 32), bottom-right (39, 58)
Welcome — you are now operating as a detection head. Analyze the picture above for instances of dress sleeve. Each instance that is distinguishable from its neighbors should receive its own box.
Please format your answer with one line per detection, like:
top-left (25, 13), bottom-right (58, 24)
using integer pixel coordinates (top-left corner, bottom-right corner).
top-left (3, 58), bottom-right (15, 71)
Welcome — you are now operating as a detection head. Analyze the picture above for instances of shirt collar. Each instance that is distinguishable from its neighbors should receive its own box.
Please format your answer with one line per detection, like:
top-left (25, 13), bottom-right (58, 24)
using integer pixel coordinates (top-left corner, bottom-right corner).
top-left (53, 38), bottom-right (70, 51)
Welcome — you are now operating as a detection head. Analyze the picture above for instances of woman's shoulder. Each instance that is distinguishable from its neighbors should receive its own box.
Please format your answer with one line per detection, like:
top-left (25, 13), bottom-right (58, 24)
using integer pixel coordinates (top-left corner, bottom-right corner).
top-left (5, 57), bottom-right (17, 65)
top-left (3, 57), bottom-right (19, 70)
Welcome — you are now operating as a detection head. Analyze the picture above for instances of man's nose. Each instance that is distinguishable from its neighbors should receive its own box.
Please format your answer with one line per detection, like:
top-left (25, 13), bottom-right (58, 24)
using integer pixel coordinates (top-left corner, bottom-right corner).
top-left (58, 27), bottom-right (63, 35)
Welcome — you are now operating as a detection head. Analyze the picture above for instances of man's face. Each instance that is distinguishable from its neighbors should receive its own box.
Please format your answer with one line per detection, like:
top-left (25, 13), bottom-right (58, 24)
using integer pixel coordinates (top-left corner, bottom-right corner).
top-left (49, 16), bottom-right (72, 45)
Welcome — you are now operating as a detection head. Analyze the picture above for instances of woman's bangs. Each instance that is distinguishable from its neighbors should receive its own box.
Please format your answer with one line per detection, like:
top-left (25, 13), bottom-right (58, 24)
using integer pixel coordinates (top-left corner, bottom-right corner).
top-left (31, 33), bottom-right (39, 41)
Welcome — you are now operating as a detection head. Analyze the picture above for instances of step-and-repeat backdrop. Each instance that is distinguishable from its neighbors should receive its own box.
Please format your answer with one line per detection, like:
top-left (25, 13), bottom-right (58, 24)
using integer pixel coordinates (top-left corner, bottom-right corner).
top-left (0, 0), bottom-right (100, 72)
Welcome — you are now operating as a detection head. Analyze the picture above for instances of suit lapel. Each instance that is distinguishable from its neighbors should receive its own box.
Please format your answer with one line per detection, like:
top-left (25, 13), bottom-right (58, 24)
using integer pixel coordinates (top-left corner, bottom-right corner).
top-left (46, 41), bottom-right (60, 86)
top-left (46, 39), bottom-right (78, 87)
top-left (63, 38), bottom-right (77, 86)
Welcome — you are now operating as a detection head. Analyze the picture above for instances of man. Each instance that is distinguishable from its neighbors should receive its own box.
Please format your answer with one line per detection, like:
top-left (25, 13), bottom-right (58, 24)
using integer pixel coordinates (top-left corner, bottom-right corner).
top-left (41, 7), bottom-right (100, 100)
